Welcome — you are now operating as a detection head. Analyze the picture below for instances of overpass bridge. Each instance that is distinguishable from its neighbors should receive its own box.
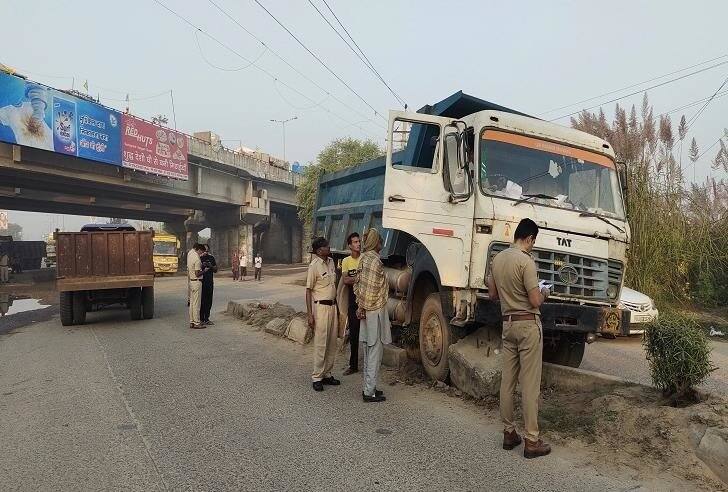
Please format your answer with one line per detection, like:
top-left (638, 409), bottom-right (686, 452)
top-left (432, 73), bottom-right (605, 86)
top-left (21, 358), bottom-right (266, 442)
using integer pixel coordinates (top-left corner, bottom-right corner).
top-left (0, 135), bottom-right (304, 267)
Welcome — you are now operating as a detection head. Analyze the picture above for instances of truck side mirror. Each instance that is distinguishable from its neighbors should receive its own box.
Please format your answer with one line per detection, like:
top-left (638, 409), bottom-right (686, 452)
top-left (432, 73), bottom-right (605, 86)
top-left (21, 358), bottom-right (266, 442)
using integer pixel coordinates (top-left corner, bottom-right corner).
top-left (444, 132), bottom-right (468, 199)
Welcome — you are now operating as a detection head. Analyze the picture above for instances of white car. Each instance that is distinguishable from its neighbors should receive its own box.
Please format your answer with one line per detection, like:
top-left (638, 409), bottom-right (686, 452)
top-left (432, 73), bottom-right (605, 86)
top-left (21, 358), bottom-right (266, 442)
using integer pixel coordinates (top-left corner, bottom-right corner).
top-left (617, 287), bottom-right (659, 335)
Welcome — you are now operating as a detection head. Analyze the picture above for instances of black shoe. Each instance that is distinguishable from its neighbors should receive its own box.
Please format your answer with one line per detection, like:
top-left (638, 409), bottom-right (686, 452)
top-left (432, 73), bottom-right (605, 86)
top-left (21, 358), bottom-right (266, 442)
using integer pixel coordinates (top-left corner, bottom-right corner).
top-left (205, 320), bottom-right (215, 326)
top-left (322, 376), bottom-right (341, 386)
top-left (343, 367), bottom-right (358, 376)
top-left (363, 393), bottom-right (386, 403)
top-left (362, 389), bottom-right (384, 398)
top-left (312, 381), bottom-right (324, 392)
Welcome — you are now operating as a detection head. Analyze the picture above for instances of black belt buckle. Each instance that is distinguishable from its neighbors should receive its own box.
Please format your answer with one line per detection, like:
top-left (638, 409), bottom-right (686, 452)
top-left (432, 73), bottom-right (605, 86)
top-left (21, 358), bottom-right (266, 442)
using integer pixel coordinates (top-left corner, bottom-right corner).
top-left (316, 299), bottom-right (335, 306)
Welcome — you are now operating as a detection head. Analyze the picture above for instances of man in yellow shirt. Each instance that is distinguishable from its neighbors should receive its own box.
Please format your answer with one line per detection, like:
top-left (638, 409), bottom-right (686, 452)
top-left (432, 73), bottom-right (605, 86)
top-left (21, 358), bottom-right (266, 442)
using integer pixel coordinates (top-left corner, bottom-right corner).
top-left (340, 232), bottom-right (361, 375)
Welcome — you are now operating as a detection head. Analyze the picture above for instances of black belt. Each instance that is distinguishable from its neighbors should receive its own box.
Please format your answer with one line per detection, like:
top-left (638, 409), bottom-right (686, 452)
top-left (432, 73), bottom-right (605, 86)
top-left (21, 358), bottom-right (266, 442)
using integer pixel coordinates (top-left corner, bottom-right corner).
top-left (502, 313), bottom-right (538, 321)
top-left (189, 279), bottom-right (201, 281)
top-left (315, 300), bottom-right (336, 306)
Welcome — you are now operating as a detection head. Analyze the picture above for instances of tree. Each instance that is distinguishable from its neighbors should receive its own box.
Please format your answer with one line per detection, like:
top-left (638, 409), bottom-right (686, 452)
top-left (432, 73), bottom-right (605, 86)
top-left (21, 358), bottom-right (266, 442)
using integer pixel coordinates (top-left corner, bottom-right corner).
top-left (296, 137), bottom-right (382, 228)
top-left (689, 137), bottom-right (699, 163)
top-left (0, 223), bottom-right (23, 240)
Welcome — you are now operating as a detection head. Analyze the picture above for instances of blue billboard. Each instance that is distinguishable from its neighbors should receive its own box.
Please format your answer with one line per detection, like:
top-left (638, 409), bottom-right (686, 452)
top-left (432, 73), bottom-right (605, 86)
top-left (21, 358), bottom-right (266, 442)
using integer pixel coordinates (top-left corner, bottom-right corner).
top-left (0, 71), bottom-right (121, 166)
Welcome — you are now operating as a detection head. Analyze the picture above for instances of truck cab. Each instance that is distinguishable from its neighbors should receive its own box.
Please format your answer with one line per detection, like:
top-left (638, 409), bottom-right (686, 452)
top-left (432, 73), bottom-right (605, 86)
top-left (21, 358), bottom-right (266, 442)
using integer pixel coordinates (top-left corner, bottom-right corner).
top-left (314, 92), bottom-right (630, 381)
top-left (152, 233), bottom-right (180, 275)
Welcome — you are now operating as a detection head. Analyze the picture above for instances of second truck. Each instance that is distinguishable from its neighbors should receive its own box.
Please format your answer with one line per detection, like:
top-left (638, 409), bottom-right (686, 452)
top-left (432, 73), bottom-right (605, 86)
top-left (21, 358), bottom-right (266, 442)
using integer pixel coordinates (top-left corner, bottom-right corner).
top-left (314, 92), bottom-right (631, 381)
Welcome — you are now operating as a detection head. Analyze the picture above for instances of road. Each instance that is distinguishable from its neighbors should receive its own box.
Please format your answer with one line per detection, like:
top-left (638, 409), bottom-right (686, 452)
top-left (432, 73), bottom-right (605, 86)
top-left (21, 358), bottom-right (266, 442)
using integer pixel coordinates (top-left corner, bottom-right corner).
top-left (0, 271), bottom-right (680, 491)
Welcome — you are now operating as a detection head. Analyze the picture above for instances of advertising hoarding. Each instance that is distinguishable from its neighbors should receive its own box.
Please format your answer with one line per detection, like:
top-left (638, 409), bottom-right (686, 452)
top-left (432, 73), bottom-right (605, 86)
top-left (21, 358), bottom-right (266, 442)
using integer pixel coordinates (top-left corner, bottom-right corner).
top-left (0, 72), bottom-right (122, 166)
top-left (121, 114), bottom-right (188, 180)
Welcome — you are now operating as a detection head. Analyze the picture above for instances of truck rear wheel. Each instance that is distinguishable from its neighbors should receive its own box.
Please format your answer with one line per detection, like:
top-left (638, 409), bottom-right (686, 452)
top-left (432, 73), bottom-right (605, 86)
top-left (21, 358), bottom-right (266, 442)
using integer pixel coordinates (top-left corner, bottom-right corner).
top-left (142, 286), bottom-right (154, 320)
top-left (72, 291), bottom-right (87, 325)
top-left (129, 288), bottom-right (142, 320)
top-left (60, 292), bottom-right (74, 326)
top-left (543, 333), bottom-right (585, 367)
top-left (419, 293), bottom-right (452, 382)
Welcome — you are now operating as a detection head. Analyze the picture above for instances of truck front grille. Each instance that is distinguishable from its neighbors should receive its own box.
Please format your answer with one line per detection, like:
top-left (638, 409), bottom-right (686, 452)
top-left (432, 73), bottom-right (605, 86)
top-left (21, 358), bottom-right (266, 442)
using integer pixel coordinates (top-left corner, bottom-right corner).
top-left (489, 243), bottom-right (622, 302)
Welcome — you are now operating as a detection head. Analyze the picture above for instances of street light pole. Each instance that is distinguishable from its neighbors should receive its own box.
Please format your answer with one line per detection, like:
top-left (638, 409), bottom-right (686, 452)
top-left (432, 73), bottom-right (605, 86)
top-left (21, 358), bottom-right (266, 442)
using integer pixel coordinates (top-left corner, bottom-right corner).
top-left (270, 116), bottom-right (298, 162)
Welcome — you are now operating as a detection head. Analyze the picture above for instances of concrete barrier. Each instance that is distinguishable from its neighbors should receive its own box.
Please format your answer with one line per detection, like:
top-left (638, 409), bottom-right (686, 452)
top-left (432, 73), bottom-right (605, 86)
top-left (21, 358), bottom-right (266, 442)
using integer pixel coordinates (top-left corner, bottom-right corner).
top-left (285, 317), bottom-right (312, 344)
top-left (264, 318), bottom-right (288, 336)
top-left (382, 344), bottom-right (407, 368)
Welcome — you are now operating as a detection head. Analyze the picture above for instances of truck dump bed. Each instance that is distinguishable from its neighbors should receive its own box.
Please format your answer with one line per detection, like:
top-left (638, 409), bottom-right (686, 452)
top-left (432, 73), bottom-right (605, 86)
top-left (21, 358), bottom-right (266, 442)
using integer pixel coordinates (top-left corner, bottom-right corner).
top-left (56, 231), bottom-right (154, 292)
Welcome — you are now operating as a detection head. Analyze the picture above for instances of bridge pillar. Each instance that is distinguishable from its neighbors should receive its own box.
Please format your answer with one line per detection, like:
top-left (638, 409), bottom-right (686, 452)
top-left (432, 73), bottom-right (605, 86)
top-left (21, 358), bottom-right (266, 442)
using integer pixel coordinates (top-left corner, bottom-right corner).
top-left (209, 223), bottom-right (254, 270)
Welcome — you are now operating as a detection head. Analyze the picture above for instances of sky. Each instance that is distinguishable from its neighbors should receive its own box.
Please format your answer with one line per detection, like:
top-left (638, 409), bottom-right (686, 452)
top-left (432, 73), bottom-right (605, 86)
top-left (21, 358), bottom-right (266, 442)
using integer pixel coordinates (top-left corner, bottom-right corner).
top-left (2, 0), bottom-right (728, 239)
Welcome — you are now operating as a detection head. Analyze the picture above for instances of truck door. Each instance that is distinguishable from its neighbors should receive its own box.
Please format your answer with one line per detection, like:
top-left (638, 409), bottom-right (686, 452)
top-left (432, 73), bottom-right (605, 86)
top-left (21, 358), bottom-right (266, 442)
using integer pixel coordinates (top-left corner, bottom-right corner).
top-left (384, 111), bottom-right (475, 287)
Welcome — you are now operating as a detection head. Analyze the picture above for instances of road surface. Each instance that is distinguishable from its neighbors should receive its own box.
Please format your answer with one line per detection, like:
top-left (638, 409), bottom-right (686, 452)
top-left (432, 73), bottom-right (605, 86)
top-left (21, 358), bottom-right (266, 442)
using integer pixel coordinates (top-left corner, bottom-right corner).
top-left (0, 272), bottom-right (685, 491)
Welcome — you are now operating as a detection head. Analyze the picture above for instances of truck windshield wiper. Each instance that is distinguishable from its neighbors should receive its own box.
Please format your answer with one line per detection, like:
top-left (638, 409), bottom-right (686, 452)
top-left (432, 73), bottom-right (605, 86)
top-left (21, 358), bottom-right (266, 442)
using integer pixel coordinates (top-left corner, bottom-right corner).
top-left (579, 211), bottom-right (626, 234)
top-left (513, 193), bottom-right (557, 207)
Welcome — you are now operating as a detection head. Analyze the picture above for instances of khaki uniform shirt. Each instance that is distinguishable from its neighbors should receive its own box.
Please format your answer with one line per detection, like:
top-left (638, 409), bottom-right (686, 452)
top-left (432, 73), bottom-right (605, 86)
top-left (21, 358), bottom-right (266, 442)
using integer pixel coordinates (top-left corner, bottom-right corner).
top-left (306, 256), bottom-right (336, 302)
top-left (187, 249), bottom-right (201, 281)
top-left (0, 254), bottom-right (8, 267)
top-left (491, 245), bottom-right (540, 316)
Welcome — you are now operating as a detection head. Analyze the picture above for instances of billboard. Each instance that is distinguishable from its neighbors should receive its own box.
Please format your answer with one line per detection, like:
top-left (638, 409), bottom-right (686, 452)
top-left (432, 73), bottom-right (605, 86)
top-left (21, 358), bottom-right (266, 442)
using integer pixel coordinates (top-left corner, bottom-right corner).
top-left (0, 72), bottom-right (186, 179)
top-left (0, 72), bottom-right (122, 166)
top-left (121, 114), bottom-right (188, 180)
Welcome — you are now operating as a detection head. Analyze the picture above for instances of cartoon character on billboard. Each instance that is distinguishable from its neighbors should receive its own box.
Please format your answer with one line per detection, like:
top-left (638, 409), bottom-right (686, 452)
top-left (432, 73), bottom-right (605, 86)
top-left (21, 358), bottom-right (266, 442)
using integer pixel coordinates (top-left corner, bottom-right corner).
top-left (0, 83), bottom-right (53, 151)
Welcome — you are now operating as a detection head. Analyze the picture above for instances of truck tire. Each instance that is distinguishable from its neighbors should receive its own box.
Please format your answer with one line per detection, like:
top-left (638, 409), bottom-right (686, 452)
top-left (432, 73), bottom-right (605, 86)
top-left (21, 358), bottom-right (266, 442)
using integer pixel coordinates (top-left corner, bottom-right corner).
top-left (72, 291), bottom-right (87, 325)
top-left (419, 293), bottom-right (452, 382)
top-left (60, 292), bottom-right (74, 326)
top-left (129, 288), bottom-right (143, 321)
top-left (543, 334), bottom-right (585, 368)
top-left (142, 286), bottom-right (154, 320)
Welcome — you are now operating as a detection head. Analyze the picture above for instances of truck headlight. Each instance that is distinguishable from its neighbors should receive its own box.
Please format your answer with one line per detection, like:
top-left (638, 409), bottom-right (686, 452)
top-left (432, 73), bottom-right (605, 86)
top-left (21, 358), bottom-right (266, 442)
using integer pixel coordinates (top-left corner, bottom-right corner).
top-left (607, 285), bottom-right (619, 300)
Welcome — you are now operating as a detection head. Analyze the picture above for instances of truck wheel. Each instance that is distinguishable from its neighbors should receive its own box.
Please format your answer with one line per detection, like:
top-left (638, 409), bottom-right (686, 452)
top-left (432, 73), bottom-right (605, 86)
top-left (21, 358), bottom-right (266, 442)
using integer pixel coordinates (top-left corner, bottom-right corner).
top-left (60, 292), bottom-right (74, 326)
top-left (543, 334), bottom-right (585, 368)
top-left (72, 291), bottom-right (87, 325)
top-left (142, 286), bottom-right (154, 320)
top-left (129, 288), bottom-right (143, 321)
top-left (419, 293), bottom-right (452, 382)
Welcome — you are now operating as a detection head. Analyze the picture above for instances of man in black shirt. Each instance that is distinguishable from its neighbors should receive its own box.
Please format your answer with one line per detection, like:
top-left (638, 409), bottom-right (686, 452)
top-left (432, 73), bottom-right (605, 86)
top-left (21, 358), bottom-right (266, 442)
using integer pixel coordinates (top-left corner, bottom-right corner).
top-left (199, 244), bottom-right (218, 326)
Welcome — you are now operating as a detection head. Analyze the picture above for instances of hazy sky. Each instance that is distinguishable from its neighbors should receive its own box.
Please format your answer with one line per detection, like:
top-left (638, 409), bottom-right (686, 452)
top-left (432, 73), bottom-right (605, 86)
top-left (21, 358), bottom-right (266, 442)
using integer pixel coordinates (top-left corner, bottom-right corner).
top-left (3, 0), bottom-right (727, 238)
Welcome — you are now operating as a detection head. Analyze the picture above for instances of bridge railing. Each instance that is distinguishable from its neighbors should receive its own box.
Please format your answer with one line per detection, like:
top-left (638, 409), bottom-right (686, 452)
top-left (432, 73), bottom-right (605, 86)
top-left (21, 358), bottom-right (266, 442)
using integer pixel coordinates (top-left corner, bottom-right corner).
top-left (187, 137), bottom-right (302, 187)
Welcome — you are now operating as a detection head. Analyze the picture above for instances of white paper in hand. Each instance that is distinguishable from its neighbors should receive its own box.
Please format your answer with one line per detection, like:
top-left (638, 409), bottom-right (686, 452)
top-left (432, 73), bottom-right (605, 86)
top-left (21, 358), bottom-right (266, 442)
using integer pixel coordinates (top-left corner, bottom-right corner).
top-left (539, 280), bottom-right (553, 290)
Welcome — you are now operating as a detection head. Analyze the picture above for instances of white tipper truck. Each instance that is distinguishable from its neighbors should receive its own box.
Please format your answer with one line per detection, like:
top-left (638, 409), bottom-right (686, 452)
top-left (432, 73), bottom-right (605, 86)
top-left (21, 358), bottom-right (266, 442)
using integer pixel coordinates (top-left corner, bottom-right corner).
top-left (314, 92), bottom-right (630, 381)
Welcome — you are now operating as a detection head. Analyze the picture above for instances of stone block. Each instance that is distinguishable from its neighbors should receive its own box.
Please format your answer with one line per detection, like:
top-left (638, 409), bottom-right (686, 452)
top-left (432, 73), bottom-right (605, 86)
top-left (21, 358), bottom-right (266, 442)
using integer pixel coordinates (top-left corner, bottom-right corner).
top-left (264, 317), bottom-right (288, 336)
top-left (541, 363), bottom-right (635, 393)
top-left (382, 344), bottom-right (407, 368)
top-left (696, 427), bottom-right (728, 485)
top-left (448, 326), bottom-right (503, 399)
top-left (286, 317), bottom-right (312, 344)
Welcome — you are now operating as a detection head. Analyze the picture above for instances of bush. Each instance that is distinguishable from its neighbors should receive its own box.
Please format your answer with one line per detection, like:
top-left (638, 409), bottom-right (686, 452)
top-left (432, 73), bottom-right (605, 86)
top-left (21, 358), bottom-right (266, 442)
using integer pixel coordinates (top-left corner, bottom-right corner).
top-left (643, 313), bottom-right (716, 403)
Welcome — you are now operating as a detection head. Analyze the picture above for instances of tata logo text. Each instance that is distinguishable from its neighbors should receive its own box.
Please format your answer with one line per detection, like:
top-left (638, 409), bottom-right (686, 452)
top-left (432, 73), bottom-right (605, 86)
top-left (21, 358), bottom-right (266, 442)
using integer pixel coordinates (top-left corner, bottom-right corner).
top-left (556, 237), bottom-right (572, 247)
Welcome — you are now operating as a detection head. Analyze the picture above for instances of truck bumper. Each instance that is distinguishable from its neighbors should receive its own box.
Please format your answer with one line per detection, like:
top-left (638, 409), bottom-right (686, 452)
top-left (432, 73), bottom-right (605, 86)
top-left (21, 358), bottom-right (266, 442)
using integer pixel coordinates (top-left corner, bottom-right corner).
top-left (475, 300), bottom-right (630, 336)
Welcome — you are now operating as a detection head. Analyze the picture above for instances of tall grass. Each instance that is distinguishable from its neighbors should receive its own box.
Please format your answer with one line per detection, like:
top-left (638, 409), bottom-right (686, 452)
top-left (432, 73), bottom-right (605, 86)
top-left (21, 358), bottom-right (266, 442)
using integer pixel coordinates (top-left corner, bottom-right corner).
top-left (572, 95), bottom-right (728, 307)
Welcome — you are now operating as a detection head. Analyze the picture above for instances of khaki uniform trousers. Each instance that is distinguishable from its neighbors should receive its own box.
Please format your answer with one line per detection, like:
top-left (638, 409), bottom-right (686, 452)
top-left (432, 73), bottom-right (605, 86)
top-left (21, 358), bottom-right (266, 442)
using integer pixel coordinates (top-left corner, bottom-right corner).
top-left (311, 303), bottom-right (337, 382)
top-left (189, 280), bottom-right (202, 326)
top-left (0, 266), bottom-right (8, 283)
top-left (500, 318), bottom-right (543, 441)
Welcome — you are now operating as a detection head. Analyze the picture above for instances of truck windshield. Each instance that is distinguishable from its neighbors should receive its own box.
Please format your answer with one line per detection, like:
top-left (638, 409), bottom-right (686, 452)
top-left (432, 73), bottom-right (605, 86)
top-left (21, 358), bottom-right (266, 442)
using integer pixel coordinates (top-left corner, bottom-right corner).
top-left (479, 130), bottom-right (625, 219)
top-left (153, 242), bottom-right (176, 255)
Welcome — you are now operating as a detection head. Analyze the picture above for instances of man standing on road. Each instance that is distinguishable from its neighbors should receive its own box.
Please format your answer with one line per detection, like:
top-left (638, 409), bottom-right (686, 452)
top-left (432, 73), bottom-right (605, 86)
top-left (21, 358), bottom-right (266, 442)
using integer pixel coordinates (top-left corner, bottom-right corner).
top-left (231, 249), bottom-right (239, 281)
top-left (487, 218), bottom-right (551, 459)
top-left (187, 243), bottom-right (205, 329)
top-left (0, 248), bottom-right (9, 283)
top-left (199, 244), bottom-right (218, 326)
top-left (306, 237), bottom-right (340, 392)
top-left (254, 253), bottom-right (262, 281)
top-left (355, 229), bottom-right (390, 403)
top-left (339, 232), bottom-right (362, 375)
top-left (240, 249), bottom-right (248, 281)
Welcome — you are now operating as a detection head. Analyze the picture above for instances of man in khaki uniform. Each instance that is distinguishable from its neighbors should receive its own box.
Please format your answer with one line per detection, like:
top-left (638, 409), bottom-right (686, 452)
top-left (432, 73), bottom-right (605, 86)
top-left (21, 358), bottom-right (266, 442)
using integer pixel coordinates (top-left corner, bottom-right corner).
top-left (306, 237), bottom-right (340, 392)
top-left (0, 249), bottom-right (9, 283)
top-left (187, 243), bottom-right (205, 329)
top-left (488, 218), bottom-right (552, 459)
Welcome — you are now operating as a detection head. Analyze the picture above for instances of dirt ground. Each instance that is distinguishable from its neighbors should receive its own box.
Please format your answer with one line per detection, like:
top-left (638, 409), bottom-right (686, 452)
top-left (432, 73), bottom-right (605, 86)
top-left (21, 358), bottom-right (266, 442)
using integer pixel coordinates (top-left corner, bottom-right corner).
top-left (383, 362), bottom-right (728, 490)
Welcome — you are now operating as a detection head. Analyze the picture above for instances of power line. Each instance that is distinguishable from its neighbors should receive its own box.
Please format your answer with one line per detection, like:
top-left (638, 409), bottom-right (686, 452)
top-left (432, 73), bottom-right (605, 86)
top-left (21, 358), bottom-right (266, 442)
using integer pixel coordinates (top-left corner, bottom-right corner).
top-left (307, 0), bottom-right (407, 107)
top-left (194, 30), bottom-right (268, 72)
top-left (150, 0), bottom-right (381, 140)
top-left (685, 74), bottom-right (728, 130)
top-left (549, 61), bottom-right (728, 122)
top-left (252, 0), bottom-right (387, 121)
top-left (659, 89), bottom-right (728, 117)
top-left (541, 52), bottom-right (728, 116)
top-left (205, 0), bottom-right (386, 129)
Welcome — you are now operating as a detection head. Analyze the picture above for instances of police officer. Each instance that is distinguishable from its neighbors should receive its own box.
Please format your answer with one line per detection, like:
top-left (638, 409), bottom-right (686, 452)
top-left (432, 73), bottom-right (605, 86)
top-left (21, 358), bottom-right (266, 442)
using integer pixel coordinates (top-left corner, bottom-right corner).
top-left (306, 237), bottom-right (340, 392)
top-left (487, 218), bottom-right (552, 459)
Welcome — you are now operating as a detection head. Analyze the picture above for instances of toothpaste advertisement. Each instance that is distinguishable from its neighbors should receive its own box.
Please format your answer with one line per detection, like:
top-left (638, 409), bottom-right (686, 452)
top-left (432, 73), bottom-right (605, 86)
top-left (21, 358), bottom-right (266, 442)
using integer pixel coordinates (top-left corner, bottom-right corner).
top-left (121, 114), bottom-right (188, 180)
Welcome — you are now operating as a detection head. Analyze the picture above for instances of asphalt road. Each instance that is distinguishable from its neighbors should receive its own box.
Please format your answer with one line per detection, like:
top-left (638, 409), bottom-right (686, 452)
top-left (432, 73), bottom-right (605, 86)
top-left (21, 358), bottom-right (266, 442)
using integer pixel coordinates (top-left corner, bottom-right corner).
top-left (0, 272), bottom-right (674, 491)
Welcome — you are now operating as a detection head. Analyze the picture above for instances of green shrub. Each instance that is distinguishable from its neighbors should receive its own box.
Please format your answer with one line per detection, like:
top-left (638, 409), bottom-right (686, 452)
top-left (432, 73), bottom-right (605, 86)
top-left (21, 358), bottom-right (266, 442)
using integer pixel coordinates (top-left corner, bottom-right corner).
top-left (643, 313), bottom-right (716, 402)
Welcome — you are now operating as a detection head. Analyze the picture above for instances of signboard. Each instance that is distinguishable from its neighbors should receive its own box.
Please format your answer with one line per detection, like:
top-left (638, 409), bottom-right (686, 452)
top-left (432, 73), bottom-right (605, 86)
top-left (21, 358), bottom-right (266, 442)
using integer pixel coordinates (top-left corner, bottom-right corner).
top-left (121, 114), bottom-right (188, 180)
top-left (0, 72), bottom-right (121, 166)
